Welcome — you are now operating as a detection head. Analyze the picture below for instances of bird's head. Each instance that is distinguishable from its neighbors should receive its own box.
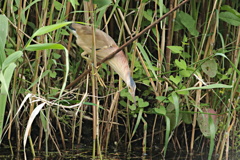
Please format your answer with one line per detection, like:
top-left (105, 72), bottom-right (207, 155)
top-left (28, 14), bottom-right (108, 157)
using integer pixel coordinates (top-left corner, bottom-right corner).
top-left (69, 23), bottom-right (80, 37)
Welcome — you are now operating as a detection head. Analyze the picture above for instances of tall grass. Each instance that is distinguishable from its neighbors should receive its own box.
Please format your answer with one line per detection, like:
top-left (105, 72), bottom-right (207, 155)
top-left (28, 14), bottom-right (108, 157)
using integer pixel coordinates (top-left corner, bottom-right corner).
top-left (0, 0), bottom-right (239, 159)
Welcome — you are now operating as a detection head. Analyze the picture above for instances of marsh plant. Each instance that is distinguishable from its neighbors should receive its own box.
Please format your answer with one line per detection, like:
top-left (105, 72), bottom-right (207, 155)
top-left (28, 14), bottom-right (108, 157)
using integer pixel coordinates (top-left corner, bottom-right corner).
top-left (0, 0), bottom-right (239, 159)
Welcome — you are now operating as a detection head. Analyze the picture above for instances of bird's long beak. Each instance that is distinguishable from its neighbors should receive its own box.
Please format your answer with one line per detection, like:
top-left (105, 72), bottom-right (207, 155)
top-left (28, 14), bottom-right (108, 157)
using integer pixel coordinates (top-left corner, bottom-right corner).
top-left (130, 90), bottom-right (136, 106)
top-left (129, 77), bottom-right (136, 105)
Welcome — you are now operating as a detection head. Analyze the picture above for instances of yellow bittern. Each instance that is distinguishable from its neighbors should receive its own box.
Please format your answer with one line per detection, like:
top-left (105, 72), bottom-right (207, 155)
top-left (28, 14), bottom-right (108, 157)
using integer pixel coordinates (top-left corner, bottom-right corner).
top-left (70, 23), bottom-right (136, 99)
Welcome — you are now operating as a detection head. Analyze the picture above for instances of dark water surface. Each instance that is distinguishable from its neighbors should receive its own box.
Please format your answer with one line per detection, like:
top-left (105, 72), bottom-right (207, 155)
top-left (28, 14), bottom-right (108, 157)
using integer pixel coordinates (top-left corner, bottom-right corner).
top-left (0, 147), bottom-right (239, 160)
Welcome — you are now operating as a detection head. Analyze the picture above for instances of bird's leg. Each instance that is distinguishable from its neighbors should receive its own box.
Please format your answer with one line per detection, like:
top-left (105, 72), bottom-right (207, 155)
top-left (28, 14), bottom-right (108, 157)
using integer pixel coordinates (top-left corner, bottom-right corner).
top-left (81, 51), bottom-right (92, 64)
top-left (96, 74), bottom-right (107, 88)
top-left (90, 63), bottom-right (106, 87)
top-left (81, 51), bottom-right (100, 69)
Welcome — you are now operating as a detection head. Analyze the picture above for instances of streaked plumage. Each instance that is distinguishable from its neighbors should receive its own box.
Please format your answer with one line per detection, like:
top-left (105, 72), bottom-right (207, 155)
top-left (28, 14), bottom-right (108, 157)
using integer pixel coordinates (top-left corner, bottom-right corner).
top-left (70, 23), bottom-right (136, 99)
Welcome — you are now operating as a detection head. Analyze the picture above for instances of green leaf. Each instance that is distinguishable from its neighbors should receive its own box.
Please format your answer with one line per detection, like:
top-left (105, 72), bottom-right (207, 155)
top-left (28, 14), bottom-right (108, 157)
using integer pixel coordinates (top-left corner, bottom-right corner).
top-left (49, 71), bottom-right (57, 78)
top-left (54, 1), bottom-right (63, 11)
top-left (0, 15), bottom-right (8, 64)
top-left (95, 5), bottom-right (109, 27)
top-left (156, 96), bottom-right (167, 102)
top-left (167, 46), bottom-right (183, 54)
top-left (2, 51), bottom-right (23, 71)
top-left (153, 106), bottom-right (166, 115)
top-left (164, 116), bottom-right (170, 156)
top-left (129, 104), bottom-right (136, 111)
top-left (85, 0), bottom-right (111, 7)
top-left (171, 92), bottom-right (179, 128)
top-left (181, 52), bottom-right (191, 58)
top-left (182, 112), bottom-right (192, 124)
top-left (221, 5), bottom-right (240, 18)
top-left (197, 108), bottom-right (218, 137)
top-left (95, 0), bottom-right (112, 7)
top-left (169, 75), bottom-right (182, 85)
top-left (179, 69), bottom-right (192, 77)
top-left (136, 43), bottom-right (158, 80)
top-left (201, 59), bottom-right (218, 77)
top-left (138, 97), bottom-right (149, 108)
top-left (0, 14), bottom-right (8, 46)
top-left (178, 11), bottom-right (199, 36)
top-left (120, 89), bottom-right (135, 102)
top-left (119, 100), bottom-right (127, 107)
top-left (142, 79), bottom-right (150, 86)
top-left (182, 34), bottom-right (188, 44)
top-left (175, 59), bottom-right (187, 70)
top-left (143, 9), bottom-right (153, 21)
top-left (0, 63), bottom-right (16, 94)
top-left (25, 21), bottom-right (72, 47)
top-left (215, 53), bottom-right (240, 75)
top-left (32, 21), bottom-right (72, 38)
top-left (131, 108), bottom-right (143, 139)
top-left (120, 89), bottom-right (129, 97)
top-left (69, 0), bottom-right (79, 10)
top-left (174, 19), bottom-right (185, 31)
top-left (176, 84), bottom-right (232, 93)
top-left (166, 112), bottom-right (181, 131)
top-left (53, 52), bottom-right (61, 59)
top-left (177, 86), bottom-right (189, 95)
top-left (25, 43), bottom-right (65, 51)
top-left (0, 38), bottom-right (5, 65)
top-left (219, 12), bottom-right (240, 26)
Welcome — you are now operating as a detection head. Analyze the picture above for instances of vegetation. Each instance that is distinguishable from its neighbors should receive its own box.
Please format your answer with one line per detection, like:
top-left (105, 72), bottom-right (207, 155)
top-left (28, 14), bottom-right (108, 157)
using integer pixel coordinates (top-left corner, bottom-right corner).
top-left (0, 0), bottom-right (239, 159)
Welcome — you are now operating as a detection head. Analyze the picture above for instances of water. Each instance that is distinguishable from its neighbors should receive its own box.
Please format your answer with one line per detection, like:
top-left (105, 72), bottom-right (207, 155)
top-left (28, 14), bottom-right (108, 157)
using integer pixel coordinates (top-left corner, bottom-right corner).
top-left (0, 146), bottom-right (239, 159)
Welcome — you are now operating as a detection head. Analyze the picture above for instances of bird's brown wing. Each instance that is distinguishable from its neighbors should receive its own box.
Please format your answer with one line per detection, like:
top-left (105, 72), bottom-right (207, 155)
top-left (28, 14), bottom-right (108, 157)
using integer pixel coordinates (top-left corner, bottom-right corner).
top-left (72, 24), bottom-right (116, 50)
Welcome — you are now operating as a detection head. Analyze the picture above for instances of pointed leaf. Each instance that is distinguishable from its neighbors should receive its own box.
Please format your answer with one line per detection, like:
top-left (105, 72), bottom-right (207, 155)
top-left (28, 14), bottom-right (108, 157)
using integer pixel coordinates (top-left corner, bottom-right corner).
top-left (25, 43), bottom-right (65, 51)
top-left (153, 106), bottom-right (166, 115)
top-left (2, 51), bottom-right (23, 71)
top-left (169, 75), bottom-right (182, 85)
top-left (175, 59), bottom-right (187, 70)
top-left (0, 15), bottom-right (8, 63)
top-left (167, 46), bottom-right (183, 54)
top-left (178, 11), bottom-right (199, 36)
top-left (138, 97), bottom-right (149, 108)
top-left (219, 12), bottom-right (240, 26)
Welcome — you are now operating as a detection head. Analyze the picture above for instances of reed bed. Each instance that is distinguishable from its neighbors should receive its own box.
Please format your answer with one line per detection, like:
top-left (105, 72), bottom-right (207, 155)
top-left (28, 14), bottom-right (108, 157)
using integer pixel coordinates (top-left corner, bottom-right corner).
top-left (0, 0), bottom-right (239, 159)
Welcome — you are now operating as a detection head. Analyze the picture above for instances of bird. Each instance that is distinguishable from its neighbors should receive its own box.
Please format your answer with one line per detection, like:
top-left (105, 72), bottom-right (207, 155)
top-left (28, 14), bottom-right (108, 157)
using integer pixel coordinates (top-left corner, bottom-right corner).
top-left (69, 23), bottom-right (136, 100)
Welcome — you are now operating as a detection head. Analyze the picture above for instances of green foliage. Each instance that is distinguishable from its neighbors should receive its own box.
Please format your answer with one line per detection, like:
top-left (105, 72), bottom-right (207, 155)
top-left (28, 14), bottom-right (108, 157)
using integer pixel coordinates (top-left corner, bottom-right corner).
top-left (0, 15), bottom-right (23, 140)
top-left (175, 11), bottom-right (199, 36)
top-left (69, 0), bottom-right (80, 10)
top-left (219, 12), bottom-right (240, 26)
top-left (169, 75), bottom-right (182, 85)
top-left (197, 108), bottom-right (218, 138)
top-left (0, 50), bottom-right (23, 139)
top-left (1, 0), bottom-right (240, 159)
top-left (84, 0), bottom-right (112, 7)
top-left (201, 59), bottom-right (218, 77)
top-left (0, 15), bottom-right (8, 64)
top-left (167, 46), bottom-right (184, 54)
top-left (153, 106), bottom-right (166, 115)
top-left (221, 5), bottom-right (240, 17)
top-left (136, 42), bottom-right (158, 80)
top-left (182, 112), bottom-right (192, 124)
top-left (175, 59), bottom-right (187, 70)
